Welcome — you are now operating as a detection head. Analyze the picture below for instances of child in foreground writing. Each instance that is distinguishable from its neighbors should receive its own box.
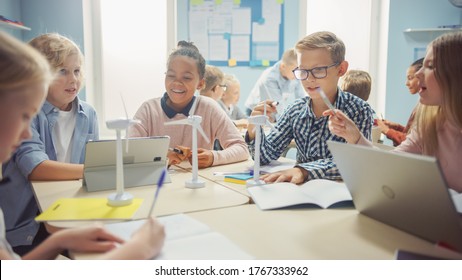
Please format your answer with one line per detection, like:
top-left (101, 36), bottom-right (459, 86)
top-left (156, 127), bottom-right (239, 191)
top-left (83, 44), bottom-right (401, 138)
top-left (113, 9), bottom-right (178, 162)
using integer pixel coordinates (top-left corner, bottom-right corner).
top-left (0, 31), bottom-right (165, 260)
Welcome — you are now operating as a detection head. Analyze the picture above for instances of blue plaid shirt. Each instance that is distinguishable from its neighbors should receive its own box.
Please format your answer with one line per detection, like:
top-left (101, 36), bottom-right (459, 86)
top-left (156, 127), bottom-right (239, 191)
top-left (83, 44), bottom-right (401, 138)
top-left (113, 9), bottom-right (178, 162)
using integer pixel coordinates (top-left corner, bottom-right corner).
top-left (246, 89), bottom-right (374, 181)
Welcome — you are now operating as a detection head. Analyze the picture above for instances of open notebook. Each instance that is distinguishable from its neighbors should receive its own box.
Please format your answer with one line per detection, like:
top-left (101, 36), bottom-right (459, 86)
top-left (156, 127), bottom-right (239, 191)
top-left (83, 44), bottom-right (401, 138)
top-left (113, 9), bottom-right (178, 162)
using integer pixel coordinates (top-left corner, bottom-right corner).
top-left (102, 214), bottom-right (253, 260)
top-left (248, 179), bottom-right (352, 210)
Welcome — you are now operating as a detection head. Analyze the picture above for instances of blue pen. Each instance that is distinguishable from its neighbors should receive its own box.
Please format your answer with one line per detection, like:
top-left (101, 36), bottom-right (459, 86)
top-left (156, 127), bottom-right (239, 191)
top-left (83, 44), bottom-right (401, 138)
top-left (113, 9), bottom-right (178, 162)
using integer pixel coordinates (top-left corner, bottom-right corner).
top-left (148, 168), bottom-right (166, 217)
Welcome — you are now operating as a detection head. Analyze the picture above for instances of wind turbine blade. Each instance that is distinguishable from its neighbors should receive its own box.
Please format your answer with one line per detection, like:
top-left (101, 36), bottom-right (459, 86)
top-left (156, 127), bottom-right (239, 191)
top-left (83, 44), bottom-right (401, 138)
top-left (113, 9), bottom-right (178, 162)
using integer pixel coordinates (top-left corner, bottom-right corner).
top-left (189, 92), bottom-right (198, 116)
top-left (165, 119), bottom-right (189, 126)
top-left (196, 125), bottom-right (210, 143)
top-left (120, 92), bottom-right (129, 120)
top-left (119, 92), bottom-right (130, 152)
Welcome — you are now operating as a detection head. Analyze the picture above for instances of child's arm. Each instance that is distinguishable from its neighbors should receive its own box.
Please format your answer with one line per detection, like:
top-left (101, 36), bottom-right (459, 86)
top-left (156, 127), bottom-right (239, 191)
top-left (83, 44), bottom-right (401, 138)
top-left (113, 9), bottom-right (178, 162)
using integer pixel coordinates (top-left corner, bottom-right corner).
top-left (207, 101), bottom-right (249, 166)
top-left (22, 226), bottom-right (125, 260)
top-left (0, 248), bottom-right (15, 260)
top-left (260, 167), bottom-right (308, 184)
top-left (28, 161), bottom-right (83, 180)
top-left (384, 129), bottom-right (407, 146)
top-left (324, 109), bottom-right (363, 144)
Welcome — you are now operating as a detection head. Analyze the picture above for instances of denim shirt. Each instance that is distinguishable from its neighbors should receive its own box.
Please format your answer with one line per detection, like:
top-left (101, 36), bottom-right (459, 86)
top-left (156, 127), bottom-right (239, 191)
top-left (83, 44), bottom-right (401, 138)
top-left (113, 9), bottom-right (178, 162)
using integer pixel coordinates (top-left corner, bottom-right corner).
top-left (0, 97), bottom-right (98, 247)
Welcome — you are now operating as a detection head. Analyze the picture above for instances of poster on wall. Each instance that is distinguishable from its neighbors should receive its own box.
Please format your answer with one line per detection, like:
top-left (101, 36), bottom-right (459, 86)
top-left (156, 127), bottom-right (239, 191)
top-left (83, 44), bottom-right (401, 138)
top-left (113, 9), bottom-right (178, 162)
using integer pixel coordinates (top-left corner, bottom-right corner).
top-left (188, 0), bottom-right (284, 67)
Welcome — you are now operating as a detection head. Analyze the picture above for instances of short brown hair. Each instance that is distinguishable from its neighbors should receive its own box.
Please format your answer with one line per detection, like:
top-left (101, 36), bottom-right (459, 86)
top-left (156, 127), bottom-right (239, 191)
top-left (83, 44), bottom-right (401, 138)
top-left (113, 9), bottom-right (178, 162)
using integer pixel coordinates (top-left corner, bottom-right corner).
top-left (295, 31), bottom-right (345, 64)
top-left (200, 65), bottom-right (224, 94)
top-left (341, 70), bottom-right (372, 101)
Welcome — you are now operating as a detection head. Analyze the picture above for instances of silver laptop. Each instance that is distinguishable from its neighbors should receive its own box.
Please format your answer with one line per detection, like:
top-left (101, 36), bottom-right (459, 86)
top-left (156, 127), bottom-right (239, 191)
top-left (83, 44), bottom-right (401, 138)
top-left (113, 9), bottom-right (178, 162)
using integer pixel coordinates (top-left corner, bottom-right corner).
top-left (328, 140), bottom-right (462, 253)
top-left (83, 136), bottom-right (171, 192)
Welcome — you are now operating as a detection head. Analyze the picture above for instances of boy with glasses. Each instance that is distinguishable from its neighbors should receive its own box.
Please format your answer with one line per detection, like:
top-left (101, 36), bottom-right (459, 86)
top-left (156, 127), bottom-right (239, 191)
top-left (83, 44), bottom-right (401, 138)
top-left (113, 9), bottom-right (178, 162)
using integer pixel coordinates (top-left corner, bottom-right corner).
top-left (246, 31), bottom-right (374, 184)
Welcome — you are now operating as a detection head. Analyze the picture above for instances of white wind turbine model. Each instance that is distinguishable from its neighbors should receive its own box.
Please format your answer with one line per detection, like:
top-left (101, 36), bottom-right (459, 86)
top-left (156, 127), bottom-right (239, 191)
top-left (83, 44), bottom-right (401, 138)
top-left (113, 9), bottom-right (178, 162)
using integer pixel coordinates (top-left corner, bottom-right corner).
top-left (247, 101), bottom-right (275, 187)
top-left (106, 95), bottom-right (140, 206)
top-left (165, 93), bottom-right (210, 188)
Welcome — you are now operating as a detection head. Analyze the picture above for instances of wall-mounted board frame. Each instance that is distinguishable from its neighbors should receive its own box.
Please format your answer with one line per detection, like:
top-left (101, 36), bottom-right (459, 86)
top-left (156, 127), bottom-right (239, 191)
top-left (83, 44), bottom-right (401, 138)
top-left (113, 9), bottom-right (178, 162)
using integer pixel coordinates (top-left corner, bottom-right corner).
top-left (188, 0), bottom-right (284, 67)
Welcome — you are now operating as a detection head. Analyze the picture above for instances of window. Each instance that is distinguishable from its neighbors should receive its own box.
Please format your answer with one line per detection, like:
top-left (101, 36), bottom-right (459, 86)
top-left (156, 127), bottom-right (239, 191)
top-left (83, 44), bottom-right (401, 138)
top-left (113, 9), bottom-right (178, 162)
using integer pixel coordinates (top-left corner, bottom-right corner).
top-left (304, 0), bottom-right (388, 115)
top-left (83, 0), bottom-right (172, 137)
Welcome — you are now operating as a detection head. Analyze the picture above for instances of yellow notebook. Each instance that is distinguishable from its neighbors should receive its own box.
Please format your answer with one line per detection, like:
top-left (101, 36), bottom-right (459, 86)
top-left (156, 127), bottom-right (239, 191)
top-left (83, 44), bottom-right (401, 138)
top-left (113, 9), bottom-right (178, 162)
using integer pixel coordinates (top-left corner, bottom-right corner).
top-left (35, 198), bottom-right (143, 221)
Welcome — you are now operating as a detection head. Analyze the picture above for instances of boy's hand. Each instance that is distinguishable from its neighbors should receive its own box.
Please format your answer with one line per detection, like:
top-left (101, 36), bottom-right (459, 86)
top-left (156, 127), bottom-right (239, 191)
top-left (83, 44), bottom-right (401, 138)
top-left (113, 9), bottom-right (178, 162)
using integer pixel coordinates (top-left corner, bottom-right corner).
top-left (247, 100), bottom-right (278, 140)
top-left (323, 109), bottom-right (362, 144)
top-left (260, 167), bottom-right (308, 184)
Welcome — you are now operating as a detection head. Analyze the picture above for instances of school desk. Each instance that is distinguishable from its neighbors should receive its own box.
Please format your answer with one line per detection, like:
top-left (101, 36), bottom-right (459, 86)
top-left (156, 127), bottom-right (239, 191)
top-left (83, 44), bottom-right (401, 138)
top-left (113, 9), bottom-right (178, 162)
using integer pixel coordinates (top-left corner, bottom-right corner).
top-left (188, 204), bottom-right (462, 260)
top-left (176, 157), bottom-right (296, 197)
top-left (31, 166), bottom-right (249, 229)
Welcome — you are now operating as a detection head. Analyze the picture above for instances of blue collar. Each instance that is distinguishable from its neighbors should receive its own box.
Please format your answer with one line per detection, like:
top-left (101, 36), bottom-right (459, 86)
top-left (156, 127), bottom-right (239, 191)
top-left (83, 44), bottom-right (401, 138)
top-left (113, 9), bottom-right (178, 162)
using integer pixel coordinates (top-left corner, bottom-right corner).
top-left (161, 92), bottom-right (196, 119)
top-left (42, 97), bottom-right (83, 115)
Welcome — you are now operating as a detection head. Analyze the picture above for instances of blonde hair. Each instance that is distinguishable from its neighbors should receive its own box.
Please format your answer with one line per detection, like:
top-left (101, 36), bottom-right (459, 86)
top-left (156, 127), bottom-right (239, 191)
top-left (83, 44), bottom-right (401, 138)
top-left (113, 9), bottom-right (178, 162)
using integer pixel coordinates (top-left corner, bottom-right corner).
top-left (223, 74), bottom-right (240, 88)
top-left (281, 48), bottom-right (297, 65)
top-left (295, 31), bottom-right (345, 64)
top-left (200, 65), bottom-right (224, 94)
top-left (341, 70), bottom-right (372, 101)
top-left (0, 31), bottom-right (52, 95)
top-left (415, 32), bottom-right (462, 155)
top-left (28, 33), bottom-right (84, 84)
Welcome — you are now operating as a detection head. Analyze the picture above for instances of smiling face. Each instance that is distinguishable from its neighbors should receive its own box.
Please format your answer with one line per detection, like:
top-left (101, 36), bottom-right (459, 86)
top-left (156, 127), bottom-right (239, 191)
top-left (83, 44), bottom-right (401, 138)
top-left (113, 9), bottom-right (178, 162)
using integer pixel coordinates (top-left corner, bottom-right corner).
top-left (296, 48), bottom-right (347, 102)
top-left (405, 66), bottom-right (420, 95)
top-left (47, 54), bottom-right (81, 111)
top-left (0, 83), bottom-right (46, 162)
top-left (415, 47), bottom-right (442, 106)
top-left (165, 55), bottom-right (205, 111)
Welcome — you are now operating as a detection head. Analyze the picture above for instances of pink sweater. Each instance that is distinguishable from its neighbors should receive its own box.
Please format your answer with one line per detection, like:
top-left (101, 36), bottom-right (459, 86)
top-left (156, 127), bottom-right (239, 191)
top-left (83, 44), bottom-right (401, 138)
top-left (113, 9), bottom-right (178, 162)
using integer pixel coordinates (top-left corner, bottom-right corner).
top-left (128, 96), bottom-right (249, 166)
top-left (359, 120), bottom-right (462, 192)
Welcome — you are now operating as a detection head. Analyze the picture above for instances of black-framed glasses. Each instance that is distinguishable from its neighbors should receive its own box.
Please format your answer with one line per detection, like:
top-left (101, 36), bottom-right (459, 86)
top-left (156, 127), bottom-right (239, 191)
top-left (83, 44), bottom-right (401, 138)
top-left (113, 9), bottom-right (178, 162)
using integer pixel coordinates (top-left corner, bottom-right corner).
top-left (292, 62), bottom-right (339, 80)
top-left (218, 84), bottom-right (227, 91)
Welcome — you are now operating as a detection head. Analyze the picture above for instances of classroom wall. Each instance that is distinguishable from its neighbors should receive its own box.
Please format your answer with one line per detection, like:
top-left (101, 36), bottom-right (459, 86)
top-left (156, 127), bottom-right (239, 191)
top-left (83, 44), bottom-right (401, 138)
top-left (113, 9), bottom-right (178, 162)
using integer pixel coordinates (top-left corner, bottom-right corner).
top-left (177, 0), bottom-right (301, 112)
top-left (385, 0), bottom-right (462, 126)
top-left (3, 0), bottom-right (462, 127)
top-left (1, 0), bottom-right (87, 100)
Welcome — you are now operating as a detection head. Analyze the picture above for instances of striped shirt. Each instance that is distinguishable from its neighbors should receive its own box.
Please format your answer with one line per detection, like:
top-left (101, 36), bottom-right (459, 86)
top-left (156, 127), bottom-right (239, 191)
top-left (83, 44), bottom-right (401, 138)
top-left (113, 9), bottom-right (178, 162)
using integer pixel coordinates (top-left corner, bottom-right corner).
top-left (247, 89), bottom-right (374, 181)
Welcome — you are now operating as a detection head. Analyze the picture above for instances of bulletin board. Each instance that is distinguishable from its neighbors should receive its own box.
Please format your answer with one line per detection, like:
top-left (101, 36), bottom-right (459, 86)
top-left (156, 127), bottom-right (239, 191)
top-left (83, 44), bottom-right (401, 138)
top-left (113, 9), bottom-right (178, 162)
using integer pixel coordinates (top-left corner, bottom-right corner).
top-left (188, 0), bottom-right (284, 67)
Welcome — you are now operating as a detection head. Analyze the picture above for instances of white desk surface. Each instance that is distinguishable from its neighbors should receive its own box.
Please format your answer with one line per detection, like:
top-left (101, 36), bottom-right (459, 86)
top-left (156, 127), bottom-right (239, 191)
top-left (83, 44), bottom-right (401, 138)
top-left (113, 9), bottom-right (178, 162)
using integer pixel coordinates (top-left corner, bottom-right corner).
top-left (31, 167), bottom-right (249, 228)
top-left (188, 204), bottom-right (462, 260)
top-left (177, 157), bottom-right (296, 197)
